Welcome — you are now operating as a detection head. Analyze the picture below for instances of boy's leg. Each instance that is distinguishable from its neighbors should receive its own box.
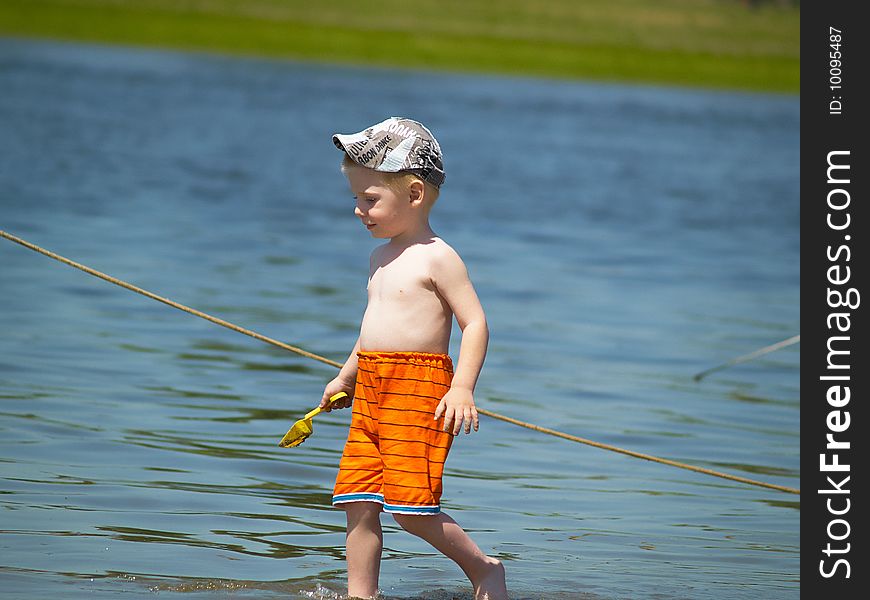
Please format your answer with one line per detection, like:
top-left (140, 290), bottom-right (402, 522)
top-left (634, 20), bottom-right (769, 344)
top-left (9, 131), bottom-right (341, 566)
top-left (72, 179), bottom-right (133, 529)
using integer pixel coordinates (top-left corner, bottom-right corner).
top-left (344, 502), bottom-right (383, 599)
top-left (393, 512), bottom-right (507, 600)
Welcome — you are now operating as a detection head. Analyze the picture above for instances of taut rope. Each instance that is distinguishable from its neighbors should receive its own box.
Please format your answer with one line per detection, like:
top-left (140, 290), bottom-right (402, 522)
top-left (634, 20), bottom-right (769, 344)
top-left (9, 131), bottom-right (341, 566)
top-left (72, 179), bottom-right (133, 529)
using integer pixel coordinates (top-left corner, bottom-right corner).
top-left (0, 230), bottom-right (800, 495)
top-left (693, 334), bottom-right (800, 381)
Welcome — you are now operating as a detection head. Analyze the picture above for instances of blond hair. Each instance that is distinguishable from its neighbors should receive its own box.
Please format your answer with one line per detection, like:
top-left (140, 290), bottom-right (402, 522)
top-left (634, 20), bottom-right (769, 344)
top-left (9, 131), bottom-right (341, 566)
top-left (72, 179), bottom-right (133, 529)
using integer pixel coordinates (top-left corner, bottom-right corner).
top-left (341, 155), bottom-right (440, 204)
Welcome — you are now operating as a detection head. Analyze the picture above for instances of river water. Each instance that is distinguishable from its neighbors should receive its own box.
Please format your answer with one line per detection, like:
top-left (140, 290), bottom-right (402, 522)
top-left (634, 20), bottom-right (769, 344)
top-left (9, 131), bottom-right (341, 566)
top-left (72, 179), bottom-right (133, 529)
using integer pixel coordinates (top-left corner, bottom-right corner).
top-left (0, 38), bottom-right (799, 599)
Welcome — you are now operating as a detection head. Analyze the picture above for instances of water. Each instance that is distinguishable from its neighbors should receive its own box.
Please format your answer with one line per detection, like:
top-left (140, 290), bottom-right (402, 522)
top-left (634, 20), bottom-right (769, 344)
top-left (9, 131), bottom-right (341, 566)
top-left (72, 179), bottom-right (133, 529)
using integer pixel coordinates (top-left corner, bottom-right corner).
top-left (0, 38), bottom-right (799, 599)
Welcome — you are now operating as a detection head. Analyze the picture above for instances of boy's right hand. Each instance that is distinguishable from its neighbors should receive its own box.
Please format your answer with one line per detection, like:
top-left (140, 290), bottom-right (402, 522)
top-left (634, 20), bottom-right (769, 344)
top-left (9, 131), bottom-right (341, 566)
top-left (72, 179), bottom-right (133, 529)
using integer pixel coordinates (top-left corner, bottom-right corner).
top-left (321, 377), bottom-right (354, 411)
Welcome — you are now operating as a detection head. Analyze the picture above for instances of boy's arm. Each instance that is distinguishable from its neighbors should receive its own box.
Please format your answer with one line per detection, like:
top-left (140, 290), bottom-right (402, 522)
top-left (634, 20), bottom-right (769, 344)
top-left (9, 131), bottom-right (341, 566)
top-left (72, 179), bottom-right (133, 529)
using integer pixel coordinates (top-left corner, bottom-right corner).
top-left (321, 336), bottom-right (359, 411)
top-left (321, 247), bottom-right (378, 411)
top-left (431, 247), bottom-right (489, 435)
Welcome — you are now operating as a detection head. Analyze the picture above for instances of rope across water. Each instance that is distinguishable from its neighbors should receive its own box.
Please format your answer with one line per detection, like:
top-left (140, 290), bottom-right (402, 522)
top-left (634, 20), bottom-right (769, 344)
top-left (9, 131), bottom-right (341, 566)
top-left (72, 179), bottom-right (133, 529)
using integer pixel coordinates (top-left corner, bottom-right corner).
top-left (0, 230), bottom-right (800, 495)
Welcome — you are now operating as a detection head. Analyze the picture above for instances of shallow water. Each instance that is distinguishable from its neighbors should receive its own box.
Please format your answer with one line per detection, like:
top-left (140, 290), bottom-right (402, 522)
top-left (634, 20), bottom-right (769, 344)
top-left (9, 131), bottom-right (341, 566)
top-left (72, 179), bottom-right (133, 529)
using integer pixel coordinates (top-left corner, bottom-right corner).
top-left (0, 38), bottom-right (798, 599)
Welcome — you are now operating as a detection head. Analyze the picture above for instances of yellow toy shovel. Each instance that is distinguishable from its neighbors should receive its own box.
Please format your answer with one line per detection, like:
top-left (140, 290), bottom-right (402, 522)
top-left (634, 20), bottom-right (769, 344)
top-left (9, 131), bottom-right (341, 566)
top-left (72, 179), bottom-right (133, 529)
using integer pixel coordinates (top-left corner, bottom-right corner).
top-left (278, 392), bottom-right (348, 448)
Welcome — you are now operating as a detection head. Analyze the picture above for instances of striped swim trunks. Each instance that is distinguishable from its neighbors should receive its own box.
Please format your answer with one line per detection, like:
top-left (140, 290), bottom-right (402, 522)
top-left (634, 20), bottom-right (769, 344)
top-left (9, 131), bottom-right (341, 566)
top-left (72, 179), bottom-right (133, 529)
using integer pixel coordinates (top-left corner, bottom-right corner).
top-left (332, 351), bottom-right (454, 515)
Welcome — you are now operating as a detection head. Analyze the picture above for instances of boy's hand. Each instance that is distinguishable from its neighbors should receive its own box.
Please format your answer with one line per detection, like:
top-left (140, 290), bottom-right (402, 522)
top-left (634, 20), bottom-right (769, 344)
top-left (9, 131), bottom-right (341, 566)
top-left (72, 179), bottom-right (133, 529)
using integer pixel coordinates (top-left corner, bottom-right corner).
top-left (321, 376), bottom-right (354, 411)
top-left (434, 387), bottom-right (480, 435)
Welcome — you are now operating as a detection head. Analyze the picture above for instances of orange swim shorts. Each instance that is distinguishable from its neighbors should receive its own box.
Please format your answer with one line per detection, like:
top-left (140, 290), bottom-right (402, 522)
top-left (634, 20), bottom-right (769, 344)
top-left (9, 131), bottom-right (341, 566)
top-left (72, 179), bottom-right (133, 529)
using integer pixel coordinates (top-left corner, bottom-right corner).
top-left (332, 351), bottom-right (454, 515)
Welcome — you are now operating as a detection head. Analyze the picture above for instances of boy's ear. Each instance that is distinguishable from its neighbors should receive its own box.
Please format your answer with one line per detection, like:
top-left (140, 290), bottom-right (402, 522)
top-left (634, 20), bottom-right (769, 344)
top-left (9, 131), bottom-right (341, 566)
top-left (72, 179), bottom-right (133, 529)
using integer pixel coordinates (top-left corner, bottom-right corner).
top-left (408, 180), bottom-right (425, 204)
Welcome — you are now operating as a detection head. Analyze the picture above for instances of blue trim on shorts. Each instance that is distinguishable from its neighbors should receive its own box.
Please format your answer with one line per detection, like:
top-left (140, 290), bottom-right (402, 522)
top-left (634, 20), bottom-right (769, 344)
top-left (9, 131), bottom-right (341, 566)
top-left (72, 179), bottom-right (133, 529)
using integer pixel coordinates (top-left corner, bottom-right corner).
top-left (332, 492), bottom-right (385, 505)
top-left (332, 493), bottom-right (441, 515)
top-left (384, 502), bottom-right (441, 515)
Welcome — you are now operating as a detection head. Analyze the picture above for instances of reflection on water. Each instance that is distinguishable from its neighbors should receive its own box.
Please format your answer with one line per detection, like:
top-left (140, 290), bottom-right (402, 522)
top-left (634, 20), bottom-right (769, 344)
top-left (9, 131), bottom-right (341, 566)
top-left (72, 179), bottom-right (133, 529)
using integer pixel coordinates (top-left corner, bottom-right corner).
top-left (0, 38), bottom-right (798, 599)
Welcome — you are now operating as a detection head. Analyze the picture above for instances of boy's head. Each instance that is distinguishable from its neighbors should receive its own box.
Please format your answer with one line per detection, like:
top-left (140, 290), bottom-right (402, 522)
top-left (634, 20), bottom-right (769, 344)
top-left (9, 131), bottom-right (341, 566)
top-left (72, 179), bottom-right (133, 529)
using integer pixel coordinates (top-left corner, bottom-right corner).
top-left (334, 117), bottom-right (445, 239)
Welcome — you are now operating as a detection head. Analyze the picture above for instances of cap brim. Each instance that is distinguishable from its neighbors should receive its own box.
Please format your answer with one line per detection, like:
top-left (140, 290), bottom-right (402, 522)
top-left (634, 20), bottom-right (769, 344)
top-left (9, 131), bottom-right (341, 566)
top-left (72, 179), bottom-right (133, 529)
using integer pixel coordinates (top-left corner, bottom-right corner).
top-left (332, 134), bottom-right (347, 151)
top-left (332, 131), bottom-right (371, 151)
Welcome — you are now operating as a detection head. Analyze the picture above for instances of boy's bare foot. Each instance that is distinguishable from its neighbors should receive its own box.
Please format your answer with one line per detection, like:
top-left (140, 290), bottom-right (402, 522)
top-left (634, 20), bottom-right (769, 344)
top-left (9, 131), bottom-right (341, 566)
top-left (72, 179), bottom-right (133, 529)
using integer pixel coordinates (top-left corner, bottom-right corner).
top-left (473, 558), bottom-right (508, 600)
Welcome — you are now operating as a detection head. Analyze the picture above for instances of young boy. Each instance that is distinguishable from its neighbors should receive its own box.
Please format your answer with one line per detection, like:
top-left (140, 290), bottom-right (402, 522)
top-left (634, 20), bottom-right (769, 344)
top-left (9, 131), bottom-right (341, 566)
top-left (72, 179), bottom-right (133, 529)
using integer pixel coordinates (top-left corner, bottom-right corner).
top-left (320, 117), bottom-right (508, 600)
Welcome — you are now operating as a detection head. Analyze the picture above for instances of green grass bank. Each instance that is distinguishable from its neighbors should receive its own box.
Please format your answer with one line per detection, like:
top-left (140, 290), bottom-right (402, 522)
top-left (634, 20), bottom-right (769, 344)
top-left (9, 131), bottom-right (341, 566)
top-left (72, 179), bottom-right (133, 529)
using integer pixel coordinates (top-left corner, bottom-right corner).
top-left (0, 0), bottom-right (799, 93)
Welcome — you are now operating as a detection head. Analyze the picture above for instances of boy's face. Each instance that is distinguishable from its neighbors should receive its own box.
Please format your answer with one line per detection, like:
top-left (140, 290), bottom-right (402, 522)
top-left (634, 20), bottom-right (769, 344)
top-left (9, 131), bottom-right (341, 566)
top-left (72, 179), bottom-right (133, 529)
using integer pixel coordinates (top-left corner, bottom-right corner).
top-left (345, 166), bottom-right (418, 239)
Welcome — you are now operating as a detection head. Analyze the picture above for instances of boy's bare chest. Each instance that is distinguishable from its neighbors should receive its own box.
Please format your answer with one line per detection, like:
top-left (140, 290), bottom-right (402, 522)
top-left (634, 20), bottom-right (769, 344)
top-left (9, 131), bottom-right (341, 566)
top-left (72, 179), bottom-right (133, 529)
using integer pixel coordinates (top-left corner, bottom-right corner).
top-left (368, 255), bottom-right (434, 302)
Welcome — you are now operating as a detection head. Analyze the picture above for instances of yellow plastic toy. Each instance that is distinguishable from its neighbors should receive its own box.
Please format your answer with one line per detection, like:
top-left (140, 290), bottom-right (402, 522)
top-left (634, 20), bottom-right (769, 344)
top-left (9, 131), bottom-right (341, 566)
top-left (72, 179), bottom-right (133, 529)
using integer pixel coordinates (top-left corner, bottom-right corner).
top-left (278, 392), bottom-right (347, 448)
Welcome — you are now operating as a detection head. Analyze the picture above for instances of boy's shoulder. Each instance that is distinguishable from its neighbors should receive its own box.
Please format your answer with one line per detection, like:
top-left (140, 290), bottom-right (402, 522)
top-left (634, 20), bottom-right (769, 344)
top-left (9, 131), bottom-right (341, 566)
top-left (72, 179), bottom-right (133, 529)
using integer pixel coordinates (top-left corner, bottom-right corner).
top-left (417, 238), bottom-right (469, 285)
top-left (425, 237), bottom-right (464, 266)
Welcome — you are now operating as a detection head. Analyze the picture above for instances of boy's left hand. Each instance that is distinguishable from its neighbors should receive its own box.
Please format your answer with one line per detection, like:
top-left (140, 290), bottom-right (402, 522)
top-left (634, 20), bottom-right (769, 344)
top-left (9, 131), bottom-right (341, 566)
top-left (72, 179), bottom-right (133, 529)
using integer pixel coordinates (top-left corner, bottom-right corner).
top-left (434, 387), bottom-right (480, 435)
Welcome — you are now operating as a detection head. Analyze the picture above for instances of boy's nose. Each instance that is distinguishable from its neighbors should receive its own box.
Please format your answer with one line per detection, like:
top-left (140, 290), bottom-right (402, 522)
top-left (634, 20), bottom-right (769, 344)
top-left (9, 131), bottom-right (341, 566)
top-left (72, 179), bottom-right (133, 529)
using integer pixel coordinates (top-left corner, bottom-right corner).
top-left (354, 205), bottom-right (364, 218)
